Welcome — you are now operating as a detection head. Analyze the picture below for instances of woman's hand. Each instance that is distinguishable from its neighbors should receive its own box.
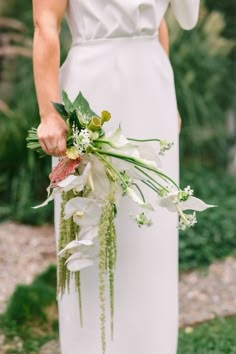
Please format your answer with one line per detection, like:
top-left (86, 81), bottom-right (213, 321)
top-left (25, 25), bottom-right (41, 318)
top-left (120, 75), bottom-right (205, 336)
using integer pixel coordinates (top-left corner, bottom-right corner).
top-left (37, 114), bottom-right (69, 156)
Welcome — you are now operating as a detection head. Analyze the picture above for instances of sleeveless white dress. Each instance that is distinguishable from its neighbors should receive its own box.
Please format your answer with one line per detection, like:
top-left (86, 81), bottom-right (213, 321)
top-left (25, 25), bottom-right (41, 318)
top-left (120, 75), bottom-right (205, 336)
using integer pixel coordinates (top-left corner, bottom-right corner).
top-left (55, 1), bottom-right (200, 353)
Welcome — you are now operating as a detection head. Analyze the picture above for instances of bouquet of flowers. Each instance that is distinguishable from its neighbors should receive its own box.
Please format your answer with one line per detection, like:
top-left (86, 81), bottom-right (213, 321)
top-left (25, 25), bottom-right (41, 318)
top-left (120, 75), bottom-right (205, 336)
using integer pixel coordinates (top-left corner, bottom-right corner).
top-left (27, 91), bottom-right (214, 353)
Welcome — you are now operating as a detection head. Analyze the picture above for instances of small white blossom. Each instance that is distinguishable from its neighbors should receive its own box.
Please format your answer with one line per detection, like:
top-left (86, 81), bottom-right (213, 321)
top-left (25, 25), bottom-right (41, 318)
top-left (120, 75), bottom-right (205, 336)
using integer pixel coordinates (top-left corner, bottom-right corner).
top-left (73, 127), bottom-right (92, 155)
top-left (159, 140), bottom-right (174, 156)
top-left (178, 185), bottom-right (194, 201)
top-left (184, 185), bottom-right (194, 196)
top-left (135, 212), bottom-right (153, 228)
top-left (178, 212), bottom-right (197, 231)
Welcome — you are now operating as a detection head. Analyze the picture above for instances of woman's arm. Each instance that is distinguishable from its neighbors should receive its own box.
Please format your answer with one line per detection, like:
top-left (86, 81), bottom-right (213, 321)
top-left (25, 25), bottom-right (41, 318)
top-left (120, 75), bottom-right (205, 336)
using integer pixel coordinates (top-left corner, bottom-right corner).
top-left (158, 18), bottom-right (182, 133)
top-left (159, 18), bottom-right (169, 56)
top-left (32, 0), bottom-right (68, 156)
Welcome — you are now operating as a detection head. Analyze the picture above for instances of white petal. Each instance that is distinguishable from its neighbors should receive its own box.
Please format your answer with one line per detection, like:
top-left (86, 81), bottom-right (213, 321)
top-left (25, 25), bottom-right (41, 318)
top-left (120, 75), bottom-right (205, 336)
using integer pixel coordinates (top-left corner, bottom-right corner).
top-left (57, 163), bottom-right (91, 192)
top-left (58, 239), bottom-right (93, 257)
top-left (66, 254), bottom-right (94, 271)
top-left (126, 187), bottom-right (154, 211)
top-left (137, 142), bottom-right (161, 167)
top-left (88, 155), bottom-right (110, 199)
top-left (138, 157), bottom-right (158, 169)
top-left (181, 196), bottom-right (216, 211)
top-left (157, 194), bottom-right (178, 212)
top-left (106, 127), bottom-right (132, 148)
top-left (79, 226), bottom-right (99, 240)
top-left (64, 197), bottom-right (102, 227)
top-left (64, 197), bottom-right (91, 219)
top-left (33, 188), bottom-right (58, 209)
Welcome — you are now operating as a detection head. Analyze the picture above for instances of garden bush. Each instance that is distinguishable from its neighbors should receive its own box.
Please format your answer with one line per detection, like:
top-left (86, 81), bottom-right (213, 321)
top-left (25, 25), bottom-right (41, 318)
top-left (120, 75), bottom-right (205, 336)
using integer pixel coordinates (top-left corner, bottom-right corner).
top-left (178, 316), bottom-right (236, 354)
top-left (179, 164), bottom-right (236, 271)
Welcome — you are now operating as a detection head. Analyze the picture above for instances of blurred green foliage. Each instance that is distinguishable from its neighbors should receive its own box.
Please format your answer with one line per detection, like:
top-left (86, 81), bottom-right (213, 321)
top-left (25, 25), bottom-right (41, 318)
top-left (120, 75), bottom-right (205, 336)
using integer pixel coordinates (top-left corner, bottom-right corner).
top-left (178, 316), bottom-right (236, 354)
top-left (0, 265), bottom-right (58, 353)
top-left (167, 5), bottom-right (235, 166)
top-left (179, 164), bottom-right (236, 271)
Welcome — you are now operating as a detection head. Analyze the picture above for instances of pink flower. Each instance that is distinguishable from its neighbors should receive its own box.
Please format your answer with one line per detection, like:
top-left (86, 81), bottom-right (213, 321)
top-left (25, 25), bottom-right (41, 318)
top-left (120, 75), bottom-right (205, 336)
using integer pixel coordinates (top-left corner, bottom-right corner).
top-left (49, 157), bottom-right (81, 188)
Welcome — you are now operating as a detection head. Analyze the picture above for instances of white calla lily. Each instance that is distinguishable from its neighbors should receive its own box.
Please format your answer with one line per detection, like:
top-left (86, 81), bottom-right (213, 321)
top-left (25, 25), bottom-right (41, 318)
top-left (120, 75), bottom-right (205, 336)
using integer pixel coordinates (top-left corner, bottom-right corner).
top-left (86, 155), bottom-right (110, 199)
top-left (106, 127), bottom-right (137, 149)
top-left (136, 142), bottom-right (162, 168)
top-left (157, 193), bottom-right (216, 212)
top-left (180, 196), bottom-right (216, 212)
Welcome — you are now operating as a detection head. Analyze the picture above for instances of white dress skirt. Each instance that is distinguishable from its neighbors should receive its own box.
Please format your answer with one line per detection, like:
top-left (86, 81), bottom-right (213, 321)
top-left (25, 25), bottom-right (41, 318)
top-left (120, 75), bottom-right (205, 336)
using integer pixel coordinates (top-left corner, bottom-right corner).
top-left (54, 1), bottom-right (200, 353)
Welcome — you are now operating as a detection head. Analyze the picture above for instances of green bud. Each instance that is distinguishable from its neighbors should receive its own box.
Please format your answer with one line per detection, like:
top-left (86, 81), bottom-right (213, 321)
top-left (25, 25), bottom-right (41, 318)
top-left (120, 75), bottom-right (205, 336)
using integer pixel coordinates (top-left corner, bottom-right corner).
top-left (88, 116), bottom-right (102, 131)
top-left (101, 110), bottom-right (111, 124)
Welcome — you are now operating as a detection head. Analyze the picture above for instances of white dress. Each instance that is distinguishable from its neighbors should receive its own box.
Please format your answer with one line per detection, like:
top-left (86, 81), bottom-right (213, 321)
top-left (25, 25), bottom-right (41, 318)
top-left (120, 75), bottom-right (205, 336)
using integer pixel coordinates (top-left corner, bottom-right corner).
top-left (55, 1), bottom-right (200, 353)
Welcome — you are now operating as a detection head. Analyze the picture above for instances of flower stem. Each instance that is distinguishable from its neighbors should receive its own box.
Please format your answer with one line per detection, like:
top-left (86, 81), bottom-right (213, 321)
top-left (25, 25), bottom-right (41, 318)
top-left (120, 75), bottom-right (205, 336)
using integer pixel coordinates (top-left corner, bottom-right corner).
top-left (95, 151), bottom-right (128, 188)
top-left (132, 183), bottom-right (145, 202)
top-left (127, 138), bottom-right (161, 143)
top-left (134, 166), bottom-right (169, 192)
top-left (141, 179), bottom-right (160, 194)
top-left (97, 150), bottom-right (179, 189)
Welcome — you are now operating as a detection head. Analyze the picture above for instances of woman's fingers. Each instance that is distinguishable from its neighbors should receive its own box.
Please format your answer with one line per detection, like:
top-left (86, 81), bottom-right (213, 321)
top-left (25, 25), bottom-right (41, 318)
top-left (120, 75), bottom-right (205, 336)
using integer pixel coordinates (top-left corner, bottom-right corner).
top-left (57, 137), bottom-right (67, 156)
top-left (38, 138), bottom-right (48, 154)
top-left (37, 115), bottom-right (69, 156)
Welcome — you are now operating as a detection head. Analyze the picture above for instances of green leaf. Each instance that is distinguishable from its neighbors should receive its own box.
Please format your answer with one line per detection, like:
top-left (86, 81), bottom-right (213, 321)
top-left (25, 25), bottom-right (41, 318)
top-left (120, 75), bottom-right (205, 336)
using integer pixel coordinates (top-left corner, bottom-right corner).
top-left (73, 91), bottom-right (97, 119)
top-left (68, 111), bottom-right (83, 130)
top-left (51, 102), bottom-right (68, 119)
top-left (62, 90), bottom-right (74, 113)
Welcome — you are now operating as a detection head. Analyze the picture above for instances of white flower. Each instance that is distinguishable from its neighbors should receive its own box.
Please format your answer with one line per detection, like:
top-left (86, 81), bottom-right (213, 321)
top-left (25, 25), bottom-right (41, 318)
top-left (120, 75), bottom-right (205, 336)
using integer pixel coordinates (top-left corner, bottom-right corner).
top-left (63, 237), bottom-right (98, 272)
top-left (64, 197), bottom-right (102, 226)
top-left (136, 142), bottom-right (162, 168)
top-left (184, 185), bottom-right (194, 196)
top-left (157, 192), bottom-right (216, 213)
top-left (178, 212), bottom-right (197, 231)
top-left (178, 185), bottom-right (194, 201)
top-left (135, 212), bottom-right (153, 228)
top-left (159, 140), bottom-right (174, 156)
top-left (83, 155), bottom-right (110, 200)
top-left (73, 128), bottom-right (92, 155)
top-left (105, 127), bottom-right (136, 149)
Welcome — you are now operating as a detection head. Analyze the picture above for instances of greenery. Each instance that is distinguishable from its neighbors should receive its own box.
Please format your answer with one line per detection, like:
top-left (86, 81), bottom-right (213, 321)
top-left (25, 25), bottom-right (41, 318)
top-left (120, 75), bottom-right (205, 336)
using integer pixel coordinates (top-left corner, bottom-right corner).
top-left (167, 5), bottom-right (235, 166)
top-left (179, 164), bottom-right (236, 271)
top-left (0, 1), bottom-right (70, 224)
top-left (178, 316), bottom-right (236, 354)
top-left (0, 265), bottom-right (58, 353)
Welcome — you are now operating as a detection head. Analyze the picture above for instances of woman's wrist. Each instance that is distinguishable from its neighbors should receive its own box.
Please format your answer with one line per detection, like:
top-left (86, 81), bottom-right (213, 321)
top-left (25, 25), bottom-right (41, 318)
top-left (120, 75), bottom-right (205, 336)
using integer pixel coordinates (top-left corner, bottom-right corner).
top-left (39, 109), bottom-right (60, 122)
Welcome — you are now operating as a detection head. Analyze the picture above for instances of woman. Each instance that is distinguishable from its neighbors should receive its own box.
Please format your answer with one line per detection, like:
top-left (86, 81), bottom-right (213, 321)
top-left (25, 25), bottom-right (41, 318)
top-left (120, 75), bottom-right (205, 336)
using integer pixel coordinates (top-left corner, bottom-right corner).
top-left (32, 1), bottom-right (200, 353)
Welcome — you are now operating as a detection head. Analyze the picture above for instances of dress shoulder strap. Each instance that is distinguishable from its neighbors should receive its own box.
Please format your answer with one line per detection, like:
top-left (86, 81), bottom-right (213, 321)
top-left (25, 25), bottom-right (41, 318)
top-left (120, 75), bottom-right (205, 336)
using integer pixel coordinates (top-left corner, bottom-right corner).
top-left (170, 0), bottom-right (200, 30)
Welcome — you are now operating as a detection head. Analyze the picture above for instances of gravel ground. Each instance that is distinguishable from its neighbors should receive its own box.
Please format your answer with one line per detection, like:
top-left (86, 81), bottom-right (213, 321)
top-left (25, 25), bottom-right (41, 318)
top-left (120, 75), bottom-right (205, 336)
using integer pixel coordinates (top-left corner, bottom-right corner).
top-left (0, 221), bottom-right (236, 353)
top-left (0, 222), bottom-right (56, 314)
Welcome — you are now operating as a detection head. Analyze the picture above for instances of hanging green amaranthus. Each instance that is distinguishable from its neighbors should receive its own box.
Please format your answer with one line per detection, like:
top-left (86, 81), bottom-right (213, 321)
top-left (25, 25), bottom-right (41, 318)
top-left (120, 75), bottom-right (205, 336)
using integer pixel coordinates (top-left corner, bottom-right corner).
top-left (98, 195), bottom-right (117, 354)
